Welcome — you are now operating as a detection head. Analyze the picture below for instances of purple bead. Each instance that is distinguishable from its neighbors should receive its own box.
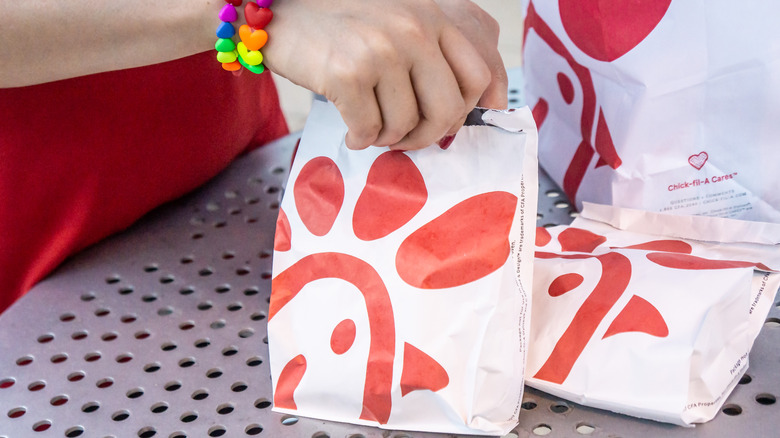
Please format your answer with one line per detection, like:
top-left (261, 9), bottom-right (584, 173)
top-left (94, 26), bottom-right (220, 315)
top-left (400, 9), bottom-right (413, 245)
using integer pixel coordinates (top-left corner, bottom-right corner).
top-left (216, 21), bottom-right (235, 38)
top-left (256, 0), bottom-right (273, 8)
top-left (218, 4), bottom-right (238, 22)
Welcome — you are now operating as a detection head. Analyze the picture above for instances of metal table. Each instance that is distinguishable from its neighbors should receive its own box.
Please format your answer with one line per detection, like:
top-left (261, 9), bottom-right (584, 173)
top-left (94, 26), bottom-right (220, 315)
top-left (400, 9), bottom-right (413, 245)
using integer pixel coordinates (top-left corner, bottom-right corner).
top-left (1, 72), bottom-right (778, 438)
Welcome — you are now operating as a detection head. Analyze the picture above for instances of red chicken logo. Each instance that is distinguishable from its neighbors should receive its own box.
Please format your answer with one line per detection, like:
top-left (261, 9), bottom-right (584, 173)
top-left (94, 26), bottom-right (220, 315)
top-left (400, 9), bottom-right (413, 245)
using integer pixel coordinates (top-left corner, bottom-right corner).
top-left (270, 151), bottom-right (518, 424)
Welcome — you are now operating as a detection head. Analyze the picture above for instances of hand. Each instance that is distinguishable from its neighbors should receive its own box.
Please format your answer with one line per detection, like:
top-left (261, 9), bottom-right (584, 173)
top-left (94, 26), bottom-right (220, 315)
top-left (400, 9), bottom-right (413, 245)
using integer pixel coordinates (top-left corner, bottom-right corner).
top-left (264, 0), bottom-right (506, 150)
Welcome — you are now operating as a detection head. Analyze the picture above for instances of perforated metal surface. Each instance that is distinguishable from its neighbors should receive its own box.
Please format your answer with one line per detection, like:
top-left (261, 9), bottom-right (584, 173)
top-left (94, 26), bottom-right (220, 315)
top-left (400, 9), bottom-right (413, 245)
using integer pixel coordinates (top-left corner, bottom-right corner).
top-left (1, 72), bottom-right (778, 438)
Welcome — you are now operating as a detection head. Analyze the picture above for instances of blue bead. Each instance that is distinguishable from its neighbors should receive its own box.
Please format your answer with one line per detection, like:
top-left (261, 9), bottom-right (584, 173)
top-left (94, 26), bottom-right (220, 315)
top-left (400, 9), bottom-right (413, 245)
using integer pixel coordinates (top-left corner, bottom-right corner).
top-left (216, 22), bottom-right (235, 39)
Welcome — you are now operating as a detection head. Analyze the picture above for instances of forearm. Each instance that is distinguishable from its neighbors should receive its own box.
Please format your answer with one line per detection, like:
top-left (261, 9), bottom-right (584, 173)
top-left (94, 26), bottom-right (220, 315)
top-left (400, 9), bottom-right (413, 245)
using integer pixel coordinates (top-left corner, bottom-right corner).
top-left (0, 0), bottom-right (218, 88)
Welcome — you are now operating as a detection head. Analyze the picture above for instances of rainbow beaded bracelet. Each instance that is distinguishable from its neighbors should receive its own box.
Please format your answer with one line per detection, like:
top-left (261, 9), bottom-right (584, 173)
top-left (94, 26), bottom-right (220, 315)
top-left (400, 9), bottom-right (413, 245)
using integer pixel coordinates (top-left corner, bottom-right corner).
top-left (215, 0), bottom-right (273, 74)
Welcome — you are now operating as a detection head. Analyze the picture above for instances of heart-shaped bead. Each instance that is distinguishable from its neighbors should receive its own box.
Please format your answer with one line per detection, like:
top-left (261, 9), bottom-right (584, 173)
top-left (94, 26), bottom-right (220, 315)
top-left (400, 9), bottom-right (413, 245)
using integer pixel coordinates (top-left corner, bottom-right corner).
top-left (237, 42), bottom-right (263, 65)
top-left (215, 21), bottom-right (235, 39)
top-left (239, 25), bottom-right (268, 51)
top-left (222, 60), bottom-right (241, 72)
top-left (224, 0), bottom-right (243, 5)
top-left (215, 37), bottom-right (236, 52)
top-left (217, 49), bottom-right (238, 63)
top-left (218, 4), bottom-right (238, 22)
top-left (239, 56), bottom-right (265, 74)
top-left (245, 2), bottom-right (273, 29)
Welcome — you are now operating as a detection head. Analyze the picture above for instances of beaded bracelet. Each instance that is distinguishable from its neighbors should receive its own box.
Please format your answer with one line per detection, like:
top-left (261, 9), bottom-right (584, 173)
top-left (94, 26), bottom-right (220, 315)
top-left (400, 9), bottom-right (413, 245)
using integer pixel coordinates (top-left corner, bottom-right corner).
top-left (215, 0), bottom-right (273, 74)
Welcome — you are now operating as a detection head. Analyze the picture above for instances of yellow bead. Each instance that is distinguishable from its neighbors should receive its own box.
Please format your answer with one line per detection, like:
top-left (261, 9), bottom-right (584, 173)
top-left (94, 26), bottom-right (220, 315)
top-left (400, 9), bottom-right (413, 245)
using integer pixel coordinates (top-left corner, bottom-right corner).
top-left (217, 50), bottom-right (238, 63)
top-left (237, 42), bottom-right (263, 66)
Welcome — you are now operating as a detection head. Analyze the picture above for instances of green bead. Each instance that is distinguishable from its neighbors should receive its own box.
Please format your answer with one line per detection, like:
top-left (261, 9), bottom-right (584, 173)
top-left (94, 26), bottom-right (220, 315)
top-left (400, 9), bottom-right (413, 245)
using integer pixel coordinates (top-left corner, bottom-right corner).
top-left (215, 38), bottom-right (236, 52)
top-left (238, 56), bottom-right (265, 74)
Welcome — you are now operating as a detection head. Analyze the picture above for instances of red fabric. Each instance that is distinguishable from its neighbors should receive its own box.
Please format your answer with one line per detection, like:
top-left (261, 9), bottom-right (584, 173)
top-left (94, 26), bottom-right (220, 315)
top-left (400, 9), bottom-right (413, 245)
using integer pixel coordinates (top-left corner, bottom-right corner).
top-left (0, 51), bottom-right (289, 314)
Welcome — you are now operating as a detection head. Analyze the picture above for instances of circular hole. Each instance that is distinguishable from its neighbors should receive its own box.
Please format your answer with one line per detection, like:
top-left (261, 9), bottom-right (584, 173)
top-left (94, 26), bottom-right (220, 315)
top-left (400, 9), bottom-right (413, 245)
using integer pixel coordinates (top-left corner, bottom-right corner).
top-left (16, 356), bottom-right (33, 366)
top-left (214, 221), bottom-right (227, 228)
top-left (156, 308), bottom-right (172, 317)
top-left (116, 353), bottom-right (134, 364)
top-left (7, 407), bottom-right (26, 418)
top-left (112, 410), bottom-right (130, 421)
top-left (227, 302), bottom-right (243, 312)
top-left (28, 380), bottom-right (46, 391)
top-left (101, 332), bottom-right (119, 342)
top-left (238, 328), bottom-right (254, 338)
top-left (138, 427), bottom-right (157, 438)
top-left (260, 272), bottom-right (272, 280)
top-left (95, 308), bottom-right (111, 317)
top-left (135, 330), bottom-right (151, 340)
top-left (246, 356), bottom-right (263, 367)
top-left (192, 232), bottom-right (205, 240)
top-left (0, 378), bottom-right (15, 388)
top-left (764, 317), bottom-right (780, 327)
top-left (576, 423), bottom-right (596, 435)
top-left (169, 432), bottom-right (187, 438)
top-left (50, 353), bottom-right (68, 364)
top-left (71, 330), bottom-right (88, 340)
top-left (229, 207), bottom-right (242, 215)
top-left (555, 201), bottom-right (570, 209)
top-left (192, 389), bottom-right (209, 401)
top-left (164, 381), bottom-right (182, 392)
top-left (722, 404), bottom-right (742, 416)
top-left (216, 403), bottom-right (234, 415)
top-left (208, 426), bottom-right (227, 437)
top-left (245, 424), bottom-right (263, 435)
top-left (206, 368), bottom-right (223, 379)
top-left (181, 256), bottom-right (194, 265)
top-left (144, 265), bottom-right (159, 273)
top-left (546, 190), bottom-right (560, 198)
top-left (210, 320), bottom-right (226, 329)
top-left (179, 357), bottom-right (196, 368)
top-left (96, 378), bottom-right (114, 389)
top-left (161, 342), bottom-right (177, 352)
top-left (119, 286), bottom-right (134, 295)
top-left (246, 196), bottom-right (260, 204)
top-left (60, 312), bottom-right (77, 322)
top-left (532, 424), bottom-right (552, 436)
top-left (312, 433), bottom-right (330, 438)
top-left (126, 388), bottom-right (144, 399)
top-left (199, 268), bottom-right (214, 277)
top-left (740, 374), bottom-right (753, 385)
top-left (160, 275), bottom-right (175, 284)
top-left (222, 346), bottom-right (238, 357)
top-left (244, 287), bottom-right (259, 296)
top-left (50, 395), bottom-right (69, 406)
top-left (84, 352), bottom-right (101, 362)
top-left (142, 294), bottom-right (158, 303)
top-left (144, 363), bottom-right (161, 373)
top-left (756, 393), bottom-right (776, 405)
top-left (81, 292), bottom-right (96, 301)
top-left (81, 401), bottom-right (100, 413)
top-left (66, 426), bottom-right (85, 437)
top-left (121, 314), bottom-right (137, 323)
top-left (254, 398), bottom-right (272, 409)
top-left (521, 401), bottom-right (537, 410)
top-left (231, 381), bottom-right (248, 392)
top-left (197, 302), bottom-right (213, 311)
top-left (236, 268), bottom-right (250, 276)
top-left (179, 321), bottom-right (195, 331)
top-left (32, 420), bottom-right (52, 432)
top-left (151, 402), bottom-right (169, 413)
top-left (67, 371), bottom-right (86, 382)
top-left (550, 402), bottom-right (569, 413)
top-left (180, 412), bottom-right (198, 423)
top-left (37, 333), bottom-right (55, 343)
top-left (222, 252), bottom-right (235, 260)
top-left (281, 415), bottom-right (298, 426)
top-left (215, 285), bottom-right (231, 294)
top-left (250, 312), bottom-right (266, 321)
top-left (106, 275), bottom-right (121, 284)
top-left (179, 287), bottom-right (195, 295)
top-left (259, 250), bottom-right (271, 259)
top-left (194, 339), bottom-right (211, 348)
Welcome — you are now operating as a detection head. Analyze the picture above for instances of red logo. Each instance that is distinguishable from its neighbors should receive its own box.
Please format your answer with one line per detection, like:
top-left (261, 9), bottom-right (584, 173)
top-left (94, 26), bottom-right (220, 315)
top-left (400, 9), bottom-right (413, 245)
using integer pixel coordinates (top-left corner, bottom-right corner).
top-left (688, 151), bottom-right (709, 170)
top-left (271, 151), bottom-right (518, 424)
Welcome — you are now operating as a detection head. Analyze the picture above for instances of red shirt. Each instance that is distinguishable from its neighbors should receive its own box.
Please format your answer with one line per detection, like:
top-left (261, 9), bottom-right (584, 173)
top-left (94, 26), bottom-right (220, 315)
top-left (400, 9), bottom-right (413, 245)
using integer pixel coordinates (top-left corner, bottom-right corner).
top-left (0, 52), bottom-right (289, 313)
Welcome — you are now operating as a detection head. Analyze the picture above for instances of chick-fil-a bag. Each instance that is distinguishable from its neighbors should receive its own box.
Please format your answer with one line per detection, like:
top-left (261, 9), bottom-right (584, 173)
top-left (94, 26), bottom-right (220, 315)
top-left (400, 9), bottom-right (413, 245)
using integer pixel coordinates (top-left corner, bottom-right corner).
top-left (522, 0), bottom-right (780, 222)
top-left (269, 100), bottom-right (538, 435)
top-left (528, 203), bottom-right (780, 425)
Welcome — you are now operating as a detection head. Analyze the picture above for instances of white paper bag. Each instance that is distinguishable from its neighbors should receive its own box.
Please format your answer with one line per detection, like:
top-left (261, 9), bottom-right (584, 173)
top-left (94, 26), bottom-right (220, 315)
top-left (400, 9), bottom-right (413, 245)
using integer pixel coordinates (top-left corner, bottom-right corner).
top-left (269, 101), bottom-right (538, 435)
top-left (527, 203), bottom-right (780, 425)
top-left (522, 0), bottom-right (780, 222)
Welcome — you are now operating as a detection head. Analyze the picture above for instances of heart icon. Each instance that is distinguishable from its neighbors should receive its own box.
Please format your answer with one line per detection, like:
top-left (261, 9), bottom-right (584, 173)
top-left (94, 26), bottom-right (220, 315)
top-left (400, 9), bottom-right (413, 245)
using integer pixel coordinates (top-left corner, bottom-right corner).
top-left (245, 2), bottom-right (273, 29)
top-left (688, 152), bottom-right (708, 170)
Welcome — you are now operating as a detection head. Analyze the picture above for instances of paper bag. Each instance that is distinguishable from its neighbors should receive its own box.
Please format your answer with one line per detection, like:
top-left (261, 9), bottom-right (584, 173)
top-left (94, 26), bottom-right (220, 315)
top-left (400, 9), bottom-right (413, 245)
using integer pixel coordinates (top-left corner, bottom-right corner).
top-left (527, 203), bottom-right (780, 425)
top-left (522, 0), bottom-right (780, 222)
top-left (269, 101), bottom-right (538, 435)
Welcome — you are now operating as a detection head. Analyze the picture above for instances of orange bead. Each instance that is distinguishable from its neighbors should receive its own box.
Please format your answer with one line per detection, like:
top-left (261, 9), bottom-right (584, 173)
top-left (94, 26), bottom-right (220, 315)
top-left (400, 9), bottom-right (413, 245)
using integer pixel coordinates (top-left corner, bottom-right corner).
top-left (222, 60), bottom-right (241, 71)
top-left (239, 24), bottom-right (268, 51)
